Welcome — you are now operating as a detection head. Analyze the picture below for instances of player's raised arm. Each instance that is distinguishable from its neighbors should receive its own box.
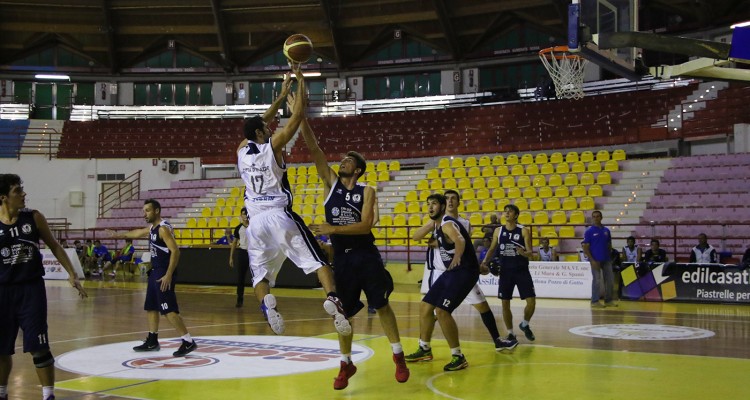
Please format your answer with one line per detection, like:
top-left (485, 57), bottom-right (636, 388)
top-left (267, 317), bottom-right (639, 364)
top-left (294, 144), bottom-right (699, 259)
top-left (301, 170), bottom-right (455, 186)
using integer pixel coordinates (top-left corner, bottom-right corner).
top-left (263, 72), bottom-right (292, 124)
top-left (271, 68), bottom-right (306, 154)
top-left (300, 118), bottom-right (336, 190)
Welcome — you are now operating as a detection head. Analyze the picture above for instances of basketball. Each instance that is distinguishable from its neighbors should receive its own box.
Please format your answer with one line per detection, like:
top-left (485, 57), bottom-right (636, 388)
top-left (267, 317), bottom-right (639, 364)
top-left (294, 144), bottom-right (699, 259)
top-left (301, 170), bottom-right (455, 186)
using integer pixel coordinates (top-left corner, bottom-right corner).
top-left (283, 34), bottom-right (313, 64)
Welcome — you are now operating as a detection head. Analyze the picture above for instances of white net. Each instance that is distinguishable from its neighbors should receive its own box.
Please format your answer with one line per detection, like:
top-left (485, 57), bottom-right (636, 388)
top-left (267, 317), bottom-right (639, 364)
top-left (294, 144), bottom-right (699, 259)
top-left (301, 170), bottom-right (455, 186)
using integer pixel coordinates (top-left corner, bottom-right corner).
top-left (539, 47), bottom-right (588, 100)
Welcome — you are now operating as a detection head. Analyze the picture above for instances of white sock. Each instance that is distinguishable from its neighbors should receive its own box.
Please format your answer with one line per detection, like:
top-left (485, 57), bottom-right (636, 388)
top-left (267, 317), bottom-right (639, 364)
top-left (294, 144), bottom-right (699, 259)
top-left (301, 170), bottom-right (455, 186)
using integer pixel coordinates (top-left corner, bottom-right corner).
top-left (181, 333), bottom-right (192, 342)
top-left (341, 353), bottom-right (351, 363)
top-left (390, 342), bottom-right (403, 354)
top-left (42, 386), bottom-right (54, 400)
top-left (0, 386), bottom-right (7, 397)
top-left (508, 328), bottom-right (515, 336)
top-left (450, 347), bottom-right (462, 356)
top-left (418, 339), bottom-right (431, 350)
top-left (521, 320), bottom-right (529, 327)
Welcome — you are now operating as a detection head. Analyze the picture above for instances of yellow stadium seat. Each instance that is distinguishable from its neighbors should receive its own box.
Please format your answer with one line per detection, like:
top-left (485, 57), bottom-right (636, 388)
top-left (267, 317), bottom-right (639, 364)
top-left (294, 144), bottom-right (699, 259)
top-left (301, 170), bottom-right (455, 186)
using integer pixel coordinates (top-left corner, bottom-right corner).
top-left (308, 174), bottom-right (321, 184)
top-left (571, 162), bottom-right (586, 173)
top-left (419, 190), bottom-right (431, 201)
top-left (562, 197), bottom-right (578, 210)
top-left (469, 213), bottom-right (483, 227)
top-left (596, 172), bottom-right (611, 185)
top-left (476, 188), bottom-right (490, 200)
top-left (563, 174), bottom-right (579, 186)
top-left (554, 185), bottom-right (570, 198)
top-left (522, 186), bottom-right (537, 198)
top-left (296, 165), bottom-right (307, 175)
top-left (587, 161), bottom-right (601, 173)
top-left (525, 164), bottom-right (539, 175)
top-left (377, 171), bottom-right (389, 181)
top-left (454, 167), bottom-right (467, 179)
top-left (314, 215), bottom-right (326, 224)
top-left (506, 154), bottom-right (519, 165)
top-left (548, 174), bottom-right (562, 187)
top-left (444, 178), bottom-right (457, 189)
top-left (314, 204), bottom-right (325, 216)
top-left (302, 215), bottom-right (313, 225)
top-left (555, 163), bottom-right (570, 174)
top-left (473, 177), bottom-right (486, 189)
top-left (438, 158), bottom-right (450, 169)
top-left (478, 156), bottom-right (491, 167)
top-left (580, 151), bottom-right (594, 163)
top-left (422, 215), bottom-right (432, 225)
top-left (596, 150), bottom-right (610, 162)
top-left (464, 156), bottom-right (477, 167)
top-left (408, 214), bottom-right (422, 226)
top-left (532, 175), bottom-right (546, 187)
top-left (215, 197), bottom-right (226, 207)
top-left (440, 168), bottom-right (453, 179)
top-left (393, 215), bottom-right (407, 227)
top-left (580, 196), bottom-right (595, 210)
top-left (331, 164), bottom-right (340, 174)
top-left (502, 176), bottom-right (515, 188)
top-left (529, 198), bottom-right (544, 211)
top-left (506, 187), bottom-right (521, 198)
top-left (197, 218), bottom-right (208, 228)
top-left (492, 155), bottom-right (504, 166)
top-left (225, 197), bottom-right (237, 207)
top-left (201, 207), bottom-right (212, 217)
top-left (569, 210), bottom-right (585, 225)
top-left (604, 160), bottom-right (619, 172)
top-left (287, 166), bottom-right (297, 176)
top-left (465, 200), bottom-right (480, 212)
top-left (379, 214), bottom-right (393, 227)
top-left (427, 169), bottom-right (440, 180)
top-left (535, 153), bottom-right (548, 164)
top-left (376, 161), bottom-right (388, 172)
top-left (292, 204), bottom-right (302, 213)
top-left (457, 177), bottom-right (472, 189)
top-left (579, 173), bottom-right (594, 186)
top-left (511, 164), bottom-right (525, 175)
top-left (496, 165), bottom-right (509, 176)
top-left (514, 198), bottom-right (529, 211)
top-left (588, 185), bottom-right (603, 197)
top-left (518, 211), bottom-right (532, 225)
top-left (417, 179), bottom-right (429, 190)
top-left (461, 188), bottom-right (475, 200)
top-left (451, 158), bottom-right (464, 168)
top-left (405, 191), bottom-right (418, 202)
top-left (534, 211), bottom-right (549, 225)
top-left (430, 178), bottom-right (443, 190)
top-left (481, 166), bottom-right (495, 177)
top-left (496, 198), bottom-right (510, 211)
top-left (222, 206), bottom-right (233, 217)
top-left (288, 175), bottom-right (297, 184)
top-left (186, 218), bottom-right (197, 228)
top-left (390, 228), bottom-right (408, 245)
top-left (389, 160), bottom-right (401, 171)
top-left (212, 206), bottom-right (223, 217)
top-left (571, 185), bottom-right (587, 198)
top-left (517, 175), bottom-right (531, 188)
top-left (481, 200), bottom-right (496, 212)
top-left (565, 152), bottom-right (579, 163)
top-left (538, 186), bottom-right (553, 198)
top-left (296, 175), bottom-right (308, 184)
top-left (551, 210), bottom-right (567, 225)
top-left (491, 188), bottom-right (505, 199)
top-left (559, 225), bottom-right (576, 238)
top-left (545, 197), bottom-right (561, 211)
top-left (302, 204), bottom-right (314, 215)
top-left (365, 163), bottom-right (374, 174)
top-left (540, 163), bottom-right (554, 175)
top-left (467, 166), bottom-right (481, 178)
top-left (521, 154), bottom-right (534, 164)
top-left (550, 152), bottom-right (563, 164)
top-left (308, 165), bottom-right (318, 176)
top-left (394, 202), bottom-right (407, 214)
top-left (302, 194), bottom-right (315, 204)
top-left (486, 176), bottom-right (500, 189)
top-left (612, 149), bottom-right (626, 161)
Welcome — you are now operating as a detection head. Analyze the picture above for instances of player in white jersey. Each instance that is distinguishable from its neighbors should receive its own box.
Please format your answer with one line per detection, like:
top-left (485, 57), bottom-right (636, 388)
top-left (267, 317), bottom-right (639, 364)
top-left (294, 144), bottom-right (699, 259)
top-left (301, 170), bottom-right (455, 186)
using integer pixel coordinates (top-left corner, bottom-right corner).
top-left (236, 68), bottom-right (350, 337)
top-left (620, 236), bottom-right (641, 264)
top-left (536, 237), bottom-right (558, 261)
top-left (418, 190), bottom-right (513, 351)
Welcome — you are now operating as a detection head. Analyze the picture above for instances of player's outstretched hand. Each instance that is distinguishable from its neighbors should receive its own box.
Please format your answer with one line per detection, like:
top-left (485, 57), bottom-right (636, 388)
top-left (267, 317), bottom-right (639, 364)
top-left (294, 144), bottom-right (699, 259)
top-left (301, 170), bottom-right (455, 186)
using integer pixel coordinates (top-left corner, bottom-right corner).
top-left (280, 72), bottom-right (292, 96)
top-left (69, 276), bottom-right (88, 298)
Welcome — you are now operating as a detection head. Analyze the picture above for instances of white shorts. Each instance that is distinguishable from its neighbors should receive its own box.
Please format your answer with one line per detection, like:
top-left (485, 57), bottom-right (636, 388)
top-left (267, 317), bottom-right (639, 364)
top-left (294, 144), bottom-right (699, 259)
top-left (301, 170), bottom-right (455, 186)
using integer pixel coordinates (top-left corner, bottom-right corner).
top-left (421, 263), bottom-right (486, 305)
top-left (246, 209), bottom-right (327, 287)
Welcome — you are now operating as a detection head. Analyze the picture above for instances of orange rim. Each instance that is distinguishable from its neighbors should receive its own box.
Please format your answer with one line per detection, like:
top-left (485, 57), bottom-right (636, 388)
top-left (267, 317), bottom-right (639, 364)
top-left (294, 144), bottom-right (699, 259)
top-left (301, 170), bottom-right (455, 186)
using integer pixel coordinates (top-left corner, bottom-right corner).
top-left (539, 46), bottom-right (582, 60)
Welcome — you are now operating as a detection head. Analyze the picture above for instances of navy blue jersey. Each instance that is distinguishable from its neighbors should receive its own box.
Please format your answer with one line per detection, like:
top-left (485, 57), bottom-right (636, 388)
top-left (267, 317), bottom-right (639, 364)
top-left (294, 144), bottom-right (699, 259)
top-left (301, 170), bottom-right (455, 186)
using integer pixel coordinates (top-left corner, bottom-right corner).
top-left (495, 224), bottom-right (529, 269)
top-left (0, 209), bottom-right (44, 284)
top-left (324, 179), bottom-right (374, 251)
top-left (149, 220), bottom-right (173, 271)
top-left (434, 215), bottom-right (479, 272)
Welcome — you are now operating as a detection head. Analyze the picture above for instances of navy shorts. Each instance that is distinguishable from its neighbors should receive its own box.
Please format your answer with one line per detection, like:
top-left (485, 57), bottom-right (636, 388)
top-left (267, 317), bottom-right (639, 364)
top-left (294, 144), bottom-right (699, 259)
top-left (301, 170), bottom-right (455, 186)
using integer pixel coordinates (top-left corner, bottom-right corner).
top-left (333, 247), bottom-right (393, 318)
top-left (144, 269), bottom-right (180, 315)
top-left (422, 267), bottom-right (479, 313)
top-left (0, 278), bottom-right (49, 354)
top-left (498, 267), bottom-right (536, 300)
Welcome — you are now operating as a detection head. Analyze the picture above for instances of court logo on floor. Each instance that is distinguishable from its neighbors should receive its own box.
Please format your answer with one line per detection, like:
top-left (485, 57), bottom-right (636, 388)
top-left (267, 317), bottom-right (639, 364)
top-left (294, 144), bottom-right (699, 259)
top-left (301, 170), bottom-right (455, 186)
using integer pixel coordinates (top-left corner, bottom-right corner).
top-left (56, 336), bottom-right (373, 380)
top-left (569, 324), bottom-right (714, 340)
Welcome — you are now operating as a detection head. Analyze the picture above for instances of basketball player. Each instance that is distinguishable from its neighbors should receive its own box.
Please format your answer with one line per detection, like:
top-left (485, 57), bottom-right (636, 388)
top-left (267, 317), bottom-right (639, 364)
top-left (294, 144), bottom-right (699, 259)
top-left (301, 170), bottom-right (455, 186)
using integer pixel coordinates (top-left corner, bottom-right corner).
top-left (0, 174), bottom-right (87, 400)
top-left (621, 236), bottom-right (641, 264)
top-left (410, 189), bottom-right (513, 356)
top-left (480, 204), bottom-right (537, 348)
top-left (237, 68), bottom-right (349, 336)
top-left (406, 194), bottom-right (480, 372)
top-left (537, 237), bottom-right (558, 261)
top-left (108, 199), bottom-right (197, 357)
top-left (298, 119), bottom-right (409, 389)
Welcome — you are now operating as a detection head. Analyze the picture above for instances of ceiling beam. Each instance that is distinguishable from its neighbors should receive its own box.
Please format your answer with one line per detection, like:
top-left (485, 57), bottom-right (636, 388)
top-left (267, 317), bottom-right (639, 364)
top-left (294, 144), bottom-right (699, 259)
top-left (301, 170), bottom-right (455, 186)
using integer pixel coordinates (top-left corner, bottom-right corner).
top-left (320, 0), bottom-right (345, 67)
top-left (101, 0), bottom-right (118, 73)
top-left (209, 0), bottom-right (235, 71)
top-left (432, 0), bottom-right (461, 59)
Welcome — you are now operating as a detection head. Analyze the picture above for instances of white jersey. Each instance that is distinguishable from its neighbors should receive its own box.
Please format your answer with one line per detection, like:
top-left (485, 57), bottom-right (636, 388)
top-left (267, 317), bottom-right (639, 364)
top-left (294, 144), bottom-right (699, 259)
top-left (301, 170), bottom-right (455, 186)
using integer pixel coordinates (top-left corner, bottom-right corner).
top-left (238, 140), bottom-right (292, 215)
top-left (539, 247), bottom-right (554, 261)
top-left (623, 245), bottom-right (639, 262)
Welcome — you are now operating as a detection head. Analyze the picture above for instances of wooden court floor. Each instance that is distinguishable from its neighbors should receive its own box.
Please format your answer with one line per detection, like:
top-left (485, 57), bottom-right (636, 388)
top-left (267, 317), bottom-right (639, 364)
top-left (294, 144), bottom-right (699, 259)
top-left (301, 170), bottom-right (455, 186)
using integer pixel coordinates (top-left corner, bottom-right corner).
top-left (6, 274), bottom-right (750, 400)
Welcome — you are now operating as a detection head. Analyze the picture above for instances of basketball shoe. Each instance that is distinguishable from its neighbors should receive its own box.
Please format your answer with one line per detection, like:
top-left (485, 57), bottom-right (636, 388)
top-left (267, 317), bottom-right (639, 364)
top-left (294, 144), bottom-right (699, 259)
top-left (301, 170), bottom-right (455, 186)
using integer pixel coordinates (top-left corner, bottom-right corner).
top-left (393, 352), bottom-right (410, 382)
top-left (404, 346), bottom-right (433, 362)
top-left (443, 354), bottom-right (468, 371)
top-left (333, 361), bottom-right (357, 390)
top-left (261, 294), bottom-right (285, 335)
top-left (173, 339), bottom-right (197, 357)
top-left (323, 296), bottom-right (352, 336)
top-left (133, 333), bottom-right (160, 352)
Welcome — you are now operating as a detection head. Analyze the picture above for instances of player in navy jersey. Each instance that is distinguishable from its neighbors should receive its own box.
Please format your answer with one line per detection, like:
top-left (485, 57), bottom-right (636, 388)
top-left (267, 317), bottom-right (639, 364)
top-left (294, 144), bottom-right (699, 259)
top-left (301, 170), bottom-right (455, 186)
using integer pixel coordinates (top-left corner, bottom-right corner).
top-left (0, 174), bottom-right (87, 400)
top-left (480, 204), bottom-right (537, 347)
top-left (407, 194), bottom-right (479, 372)
top-left (108, 199), bottom-right (197, 357)
top-left (237, 68), bottom-right (349, 337)
top-left (299, 119), bottom-right (409, 389)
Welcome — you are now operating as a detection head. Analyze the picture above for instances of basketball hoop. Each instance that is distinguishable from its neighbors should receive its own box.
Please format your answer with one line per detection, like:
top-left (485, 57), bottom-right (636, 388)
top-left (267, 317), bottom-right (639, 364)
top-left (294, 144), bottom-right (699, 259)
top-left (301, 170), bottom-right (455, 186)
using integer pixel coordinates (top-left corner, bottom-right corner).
top-left (539, 46), bottom-right (588, 100)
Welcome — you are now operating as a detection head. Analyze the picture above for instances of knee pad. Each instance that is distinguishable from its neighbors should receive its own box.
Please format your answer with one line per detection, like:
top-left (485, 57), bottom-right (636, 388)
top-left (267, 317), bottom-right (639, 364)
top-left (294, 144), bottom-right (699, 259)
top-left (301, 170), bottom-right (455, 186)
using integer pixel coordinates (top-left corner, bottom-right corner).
top-left (31, 350), bottom-right (55, 368)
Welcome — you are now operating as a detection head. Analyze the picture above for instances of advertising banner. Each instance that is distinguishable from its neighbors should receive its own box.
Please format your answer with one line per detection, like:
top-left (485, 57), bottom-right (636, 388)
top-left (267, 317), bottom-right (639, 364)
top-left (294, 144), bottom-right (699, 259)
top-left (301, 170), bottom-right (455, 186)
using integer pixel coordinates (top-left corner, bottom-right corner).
top-left (41, 248), bottom-right (85, 280)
